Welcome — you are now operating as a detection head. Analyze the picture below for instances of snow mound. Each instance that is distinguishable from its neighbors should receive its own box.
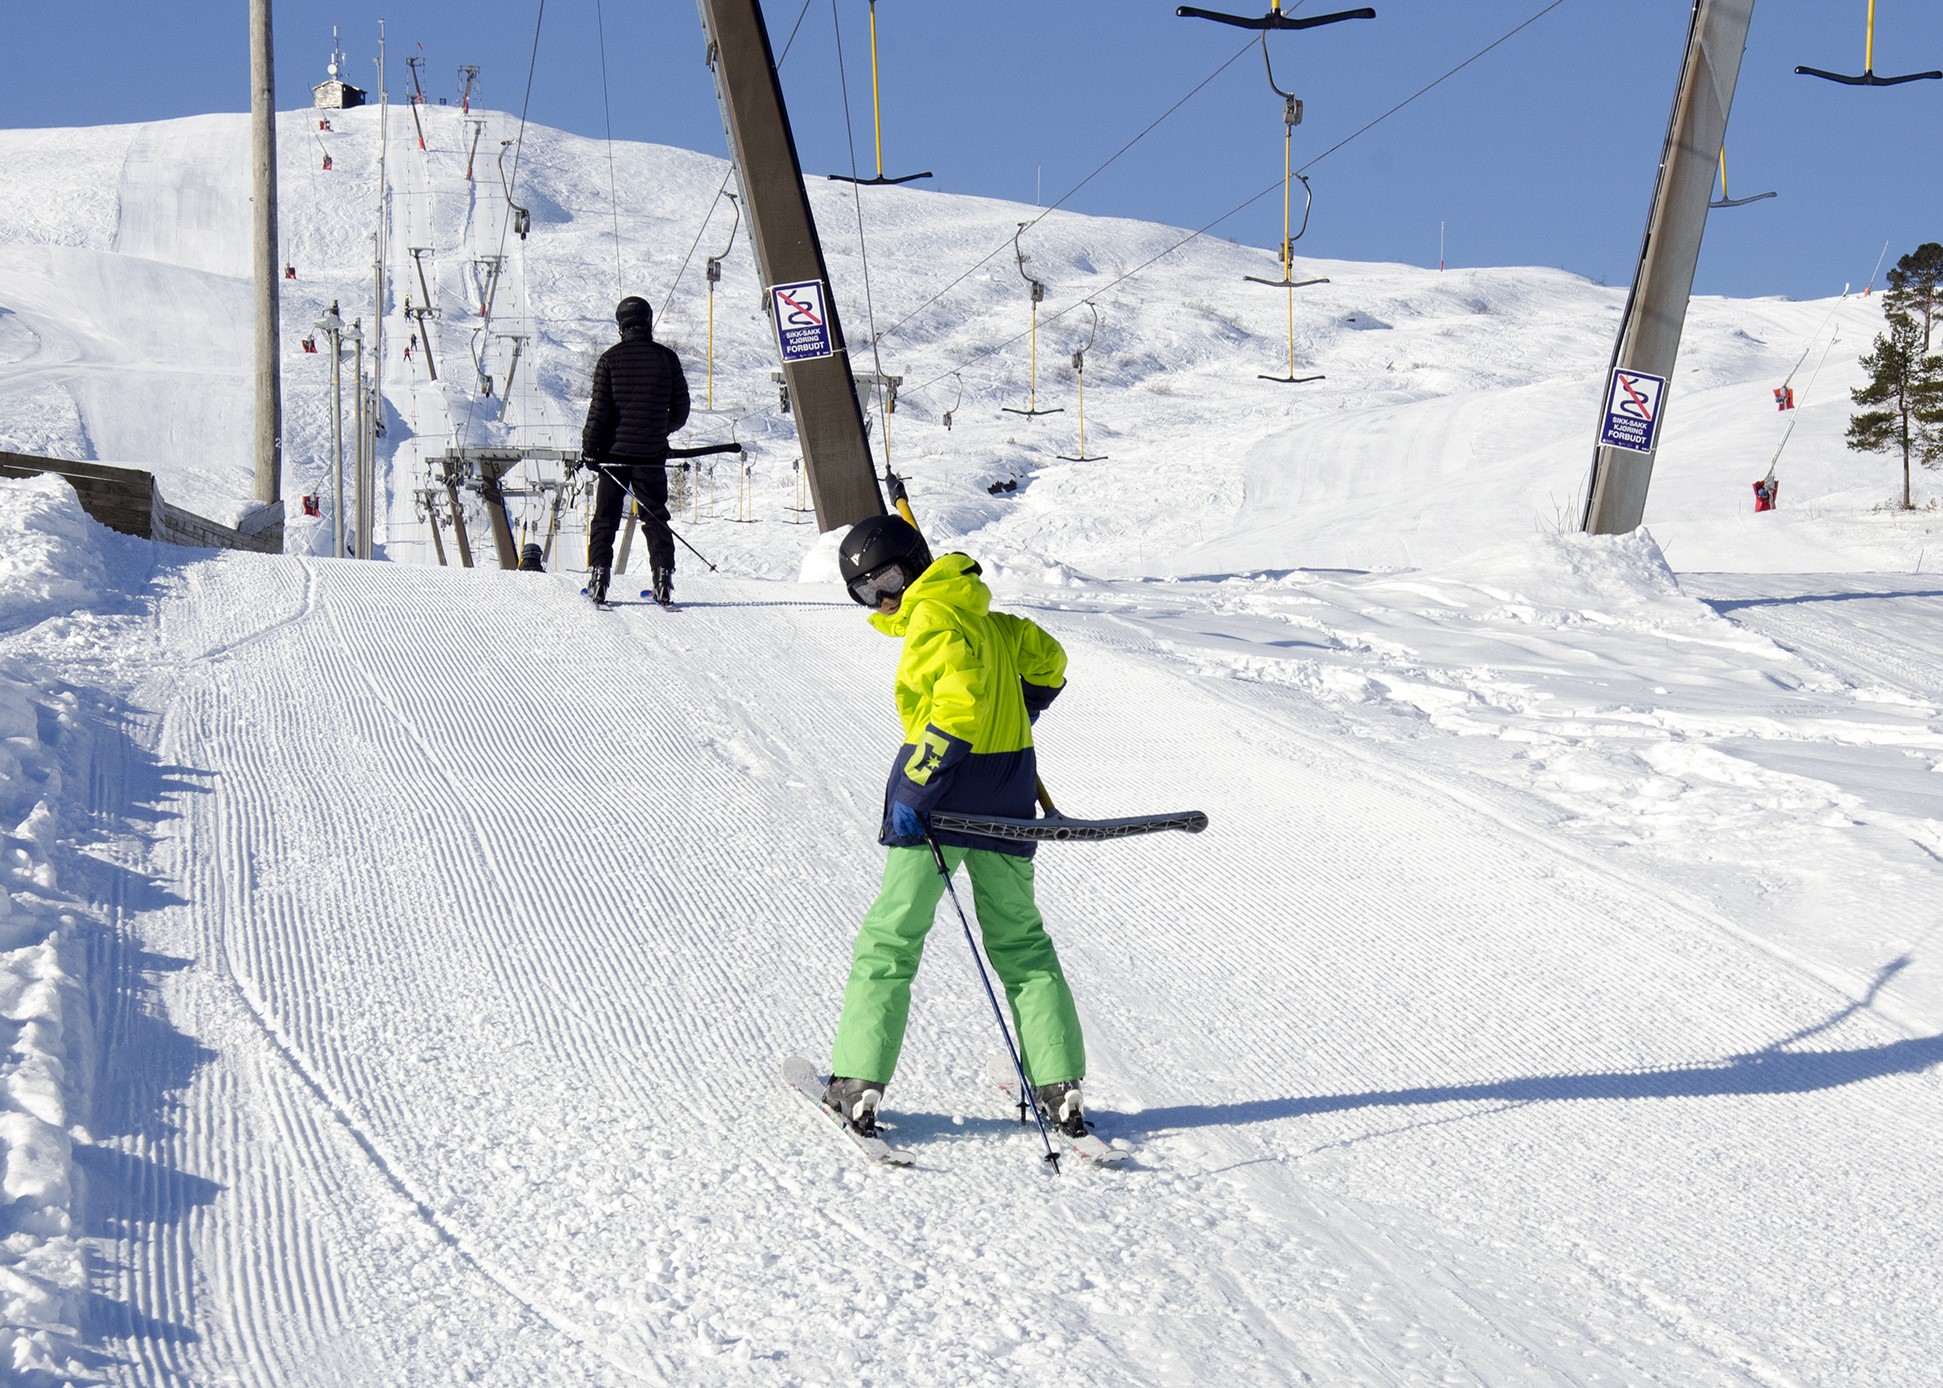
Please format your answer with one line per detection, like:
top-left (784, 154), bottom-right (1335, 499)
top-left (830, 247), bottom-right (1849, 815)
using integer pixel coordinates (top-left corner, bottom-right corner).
top-left (0, 477), bottom-right (102, 1382)
top-left (0, 475), bottom-right (109, 636)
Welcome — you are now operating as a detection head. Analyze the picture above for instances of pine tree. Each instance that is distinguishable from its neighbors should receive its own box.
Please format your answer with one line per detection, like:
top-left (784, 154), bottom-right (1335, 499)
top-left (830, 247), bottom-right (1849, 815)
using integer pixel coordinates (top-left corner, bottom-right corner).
top-left (1883, 243), bottom-right (1943, 351)
top-left (1848, 310), bottom-right (1943, 510)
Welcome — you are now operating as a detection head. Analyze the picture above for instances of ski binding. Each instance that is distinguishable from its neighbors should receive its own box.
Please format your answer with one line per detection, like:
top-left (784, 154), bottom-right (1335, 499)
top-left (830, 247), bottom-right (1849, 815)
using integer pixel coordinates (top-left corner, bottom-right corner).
top-left (783, 1055), bottom-right (914, 1167)
top-left (983, 1055), bottom-right (1126, 1167)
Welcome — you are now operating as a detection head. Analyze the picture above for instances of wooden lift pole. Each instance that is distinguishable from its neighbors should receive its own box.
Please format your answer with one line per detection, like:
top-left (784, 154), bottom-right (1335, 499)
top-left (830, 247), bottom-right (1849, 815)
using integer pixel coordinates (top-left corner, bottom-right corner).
top-left (694, 0), bottom-right (885, 530)
top-left (1583, 0), bottom-right (1755, 535)
top-left (247, 0), bottom-right (285, 549)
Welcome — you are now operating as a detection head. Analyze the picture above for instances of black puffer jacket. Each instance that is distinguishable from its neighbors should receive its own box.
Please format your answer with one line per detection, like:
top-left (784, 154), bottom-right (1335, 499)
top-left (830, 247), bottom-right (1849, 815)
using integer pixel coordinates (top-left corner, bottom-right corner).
top-left (582, 305), bottom-right (691, 460)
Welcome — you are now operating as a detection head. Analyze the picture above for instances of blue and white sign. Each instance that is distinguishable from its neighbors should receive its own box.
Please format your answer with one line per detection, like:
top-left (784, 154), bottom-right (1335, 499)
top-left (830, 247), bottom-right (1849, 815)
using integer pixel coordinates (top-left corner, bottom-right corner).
top-left (769, 279), bottom-right (835, 363)
top-left (1598, 367), bottom-right (1668, 454)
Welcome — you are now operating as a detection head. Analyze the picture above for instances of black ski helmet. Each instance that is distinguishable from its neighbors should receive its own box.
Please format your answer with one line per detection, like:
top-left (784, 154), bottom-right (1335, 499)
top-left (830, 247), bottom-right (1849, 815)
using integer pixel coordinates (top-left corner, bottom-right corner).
top-left (616, 296), bottom-right (653, 334)
top-left (839, 513), bottom-right (933, 606)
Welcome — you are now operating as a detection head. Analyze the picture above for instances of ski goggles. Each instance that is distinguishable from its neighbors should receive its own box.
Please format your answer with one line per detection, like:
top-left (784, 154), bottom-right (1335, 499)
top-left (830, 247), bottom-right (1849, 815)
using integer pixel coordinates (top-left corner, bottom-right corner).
top-left (847, 561), bottom-right (911, 608)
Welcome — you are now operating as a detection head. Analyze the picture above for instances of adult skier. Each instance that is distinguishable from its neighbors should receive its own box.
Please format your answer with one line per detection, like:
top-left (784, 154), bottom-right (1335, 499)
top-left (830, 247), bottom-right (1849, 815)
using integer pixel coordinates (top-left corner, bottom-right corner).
top-left (576, 295), bottom-right (690, 605)
top-left (823, 514), bottom-right (1090, 1141)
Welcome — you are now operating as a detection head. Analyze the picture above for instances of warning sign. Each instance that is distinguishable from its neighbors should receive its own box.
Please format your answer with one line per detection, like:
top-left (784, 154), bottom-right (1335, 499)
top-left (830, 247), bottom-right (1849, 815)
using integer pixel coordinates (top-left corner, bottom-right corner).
top-left (1599, 368), bottom-right (1668, 454)
top-left (769, 279), bottom-right (835, 363)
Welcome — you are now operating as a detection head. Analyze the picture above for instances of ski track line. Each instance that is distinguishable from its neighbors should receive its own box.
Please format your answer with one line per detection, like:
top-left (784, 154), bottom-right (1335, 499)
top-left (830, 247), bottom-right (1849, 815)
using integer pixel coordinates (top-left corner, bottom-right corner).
top-left (152, 557), bottom-right (915, 1380)
top-left (178, 570), bottom-right (686, 1384)
top-left (74, 561), bottom-right (676, 1384)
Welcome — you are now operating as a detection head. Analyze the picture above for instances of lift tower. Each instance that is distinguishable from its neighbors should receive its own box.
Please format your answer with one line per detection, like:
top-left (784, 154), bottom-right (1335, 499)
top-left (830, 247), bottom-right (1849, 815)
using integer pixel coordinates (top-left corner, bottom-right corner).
top-left (694, 0), bottom-right (884, 530)
top-left (1582, 0), bottom-right (1755, 535)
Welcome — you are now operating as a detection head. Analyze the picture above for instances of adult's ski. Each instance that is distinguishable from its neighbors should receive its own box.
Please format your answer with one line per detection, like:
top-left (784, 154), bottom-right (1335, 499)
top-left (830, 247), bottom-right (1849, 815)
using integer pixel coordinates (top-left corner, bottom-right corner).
top-left (783, 1056), bottom-right (915, 1167)
top-left (983, 1056), bottom-right (1126, 1167)
top-left (929, 809), bottom-right (1209, 843)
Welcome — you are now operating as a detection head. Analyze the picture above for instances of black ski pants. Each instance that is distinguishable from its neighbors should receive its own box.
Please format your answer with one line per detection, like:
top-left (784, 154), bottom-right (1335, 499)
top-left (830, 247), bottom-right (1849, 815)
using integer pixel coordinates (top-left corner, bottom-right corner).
top-left (586, 457), bottom-right (674, 575)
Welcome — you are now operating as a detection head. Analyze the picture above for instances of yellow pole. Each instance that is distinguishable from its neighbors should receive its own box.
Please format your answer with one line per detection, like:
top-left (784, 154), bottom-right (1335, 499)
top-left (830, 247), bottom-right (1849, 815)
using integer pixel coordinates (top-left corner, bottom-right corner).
top-left (1029, 301), bottom-right (1039, 413)
top-left (1865, 0), bottom-right (1876, 72)
top-left (868, 0), bottom-right (886, 180)
top-left (1076, 368), bottom-right (1086, 455)
top-left (1283, 123), bottom-right (1295, 376)
top-left (706, 280), bottom-right (716, 410)
top-left (1281, 122), bottom-right (1293, 281)
top-left (1717, 147), bottom-right (1728, 201)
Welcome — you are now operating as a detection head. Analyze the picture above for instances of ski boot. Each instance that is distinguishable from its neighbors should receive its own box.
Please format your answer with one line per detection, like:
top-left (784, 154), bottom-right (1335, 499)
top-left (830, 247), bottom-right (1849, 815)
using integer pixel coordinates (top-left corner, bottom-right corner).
top-left (822, 1076), bottom-right (885, 1139)
top-left (586, 565), bottom-right (611, 605)
top-left (1033, 1081), bottom-right (1088, 1140)
top-left (651, 568), bottom-right (674, 607)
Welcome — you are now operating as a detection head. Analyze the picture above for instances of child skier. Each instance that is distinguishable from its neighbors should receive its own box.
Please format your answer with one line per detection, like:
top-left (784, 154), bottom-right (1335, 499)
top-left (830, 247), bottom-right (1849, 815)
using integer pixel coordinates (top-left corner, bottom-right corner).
top-left (824, 514), bottom-right (1090, 1140)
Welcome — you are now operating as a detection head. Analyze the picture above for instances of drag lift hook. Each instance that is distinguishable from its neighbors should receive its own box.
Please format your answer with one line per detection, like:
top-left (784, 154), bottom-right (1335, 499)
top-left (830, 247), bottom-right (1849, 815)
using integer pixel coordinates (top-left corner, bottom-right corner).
top-left (1057, 303), bottom-right (1108, 462)
top-left (1002, 224), bottom-right (1063, 418)
top-left (941, 373), bottom-right (963, 431)
top-left (705, 193), bottom-right (742, 411)
top-left (1177, 1), bottom-right (1374, 34)
top-left (1708, 147), bottom-right (1776, 210)
top-left (1245, 35), bottom-right (1328, 291)
top-left (829, 1), bottom-right (934, 186)
top-left (498, 140), bottom-right (532, 239)
top-left (1798, 0), bottom-right (1940, 85)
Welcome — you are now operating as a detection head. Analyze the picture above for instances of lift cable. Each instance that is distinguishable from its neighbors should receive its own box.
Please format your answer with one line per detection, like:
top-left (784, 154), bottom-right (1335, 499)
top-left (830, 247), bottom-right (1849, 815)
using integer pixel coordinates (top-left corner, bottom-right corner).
top-left (457, 0), bottom-right (546, 460)
top-left (1765, 292), bottom-right (1851, 486)
top-left (876, 34), bottom-right (1260, 346)
top-left (595, 0), bottom-right (624, 298)
top-left (657, 0), bottom-right (817, 321)
top-left (898, 0), bottom-right (1571, 402)
top-left (831, 0), bottom-right (898, 459)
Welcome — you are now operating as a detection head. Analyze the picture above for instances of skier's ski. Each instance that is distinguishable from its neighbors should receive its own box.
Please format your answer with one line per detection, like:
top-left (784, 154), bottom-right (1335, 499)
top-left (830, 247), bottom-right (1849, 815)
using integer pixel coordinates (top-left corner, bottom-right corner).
top-left (638, 590), bottom-right (681, 612)
top-left (983, 1055), bottom-right (1126, 1167)
top-left (930, 809), bottom-right (1208, 843)
top-left (579, 586), bottom-right (614, 611)
top-left (783, 1056), bottom-right (915, 1167)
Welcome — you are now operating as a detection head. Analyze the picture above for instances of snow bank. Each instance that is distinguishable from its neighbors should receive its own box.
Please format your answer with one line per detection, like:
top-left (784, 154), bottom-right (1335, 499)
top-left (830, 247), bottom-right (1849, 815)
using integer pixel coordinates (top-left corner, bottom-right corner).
top-left (0, 474), bottom-right (109, 637)
top-left (0, 477), bottom-right (101, 1383)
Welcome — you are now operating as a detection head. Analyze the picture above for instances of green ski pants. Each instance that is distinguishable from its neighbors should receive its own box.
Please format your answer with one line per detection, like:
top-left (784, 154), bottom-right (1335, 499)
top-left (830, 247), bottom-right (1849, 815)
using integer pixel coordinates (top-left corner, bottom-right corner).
top-left (830, 845), bottom-right (1086, 1088)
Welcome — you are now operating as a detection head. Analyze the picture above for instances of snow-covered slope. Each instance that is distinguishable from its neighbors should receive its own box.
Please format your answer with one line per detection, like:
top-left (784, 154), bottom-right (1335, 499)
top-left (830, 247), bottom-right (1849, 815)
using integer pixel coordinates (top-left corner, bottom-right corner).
top-left (4, 481), bottom-right (1942, 1384)
top-left (3, 110), bottom-right (1942, 1385)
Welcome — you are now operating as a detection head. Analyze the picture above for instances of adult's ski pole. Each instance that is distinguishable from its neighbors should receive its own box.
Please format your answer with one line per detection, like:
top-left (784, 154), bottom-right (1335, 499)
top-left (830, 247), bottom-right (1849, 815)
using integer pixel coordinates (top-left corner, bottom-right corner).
top-left (924, 831), bottom-right (1061, 1174)
top-left (585, 457), bottom-right (723, 572)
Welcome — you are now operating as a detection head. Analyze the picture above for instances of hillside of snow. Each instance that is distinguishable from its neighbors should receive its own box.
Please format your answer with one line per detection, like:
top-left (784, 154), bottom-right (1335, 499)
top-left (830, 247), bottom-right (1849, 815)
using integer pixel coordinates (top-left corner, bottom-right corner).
top-left (1, 108), bottom-right (1936, 575)
top-left (1, 110), bottom-right (1941, 1385)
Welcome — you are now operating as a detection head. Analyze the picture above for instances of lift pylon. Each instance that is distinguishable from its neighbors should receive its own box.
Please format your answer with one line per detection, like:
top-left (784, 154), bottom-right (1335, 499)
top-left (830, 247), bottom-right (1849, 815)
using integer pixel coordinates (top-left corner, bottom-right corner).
top-left (1002, 224), bottom-right (1063, 419)
top-left (1057, 303), bottom-right (1108, 462)
top-left (828, 1), bottom-right (933, 186)
top-left (1797, 0), bottom-right (1941, 85)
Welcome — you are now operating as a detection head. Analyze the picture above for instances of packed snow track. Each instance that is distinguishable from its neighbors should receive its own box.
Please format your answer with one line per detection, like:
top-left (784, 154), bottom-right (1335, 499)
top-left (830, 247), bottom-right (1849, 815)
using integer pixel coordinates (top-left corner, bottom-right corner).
top-left (13, 541), bottom-right (1935, 1386)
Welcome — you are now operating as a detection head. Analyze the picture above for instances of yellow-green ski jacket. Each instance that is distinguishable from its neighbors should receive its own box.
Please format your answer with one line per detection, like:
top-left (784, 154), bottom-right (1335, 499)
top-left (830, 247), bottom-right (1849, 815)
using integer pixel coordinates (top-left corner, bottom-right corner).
top-left (868, 553), bottom-right (1067, 856)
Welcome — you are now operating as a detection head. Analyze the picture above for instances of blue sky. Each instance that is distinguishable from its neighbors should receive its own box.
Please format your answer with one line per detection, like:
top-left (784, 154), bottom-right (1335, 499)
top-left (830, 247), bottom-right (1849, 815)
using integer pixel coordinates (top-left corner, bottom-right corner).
top-left (5, 2), bottom-right (1939, 302)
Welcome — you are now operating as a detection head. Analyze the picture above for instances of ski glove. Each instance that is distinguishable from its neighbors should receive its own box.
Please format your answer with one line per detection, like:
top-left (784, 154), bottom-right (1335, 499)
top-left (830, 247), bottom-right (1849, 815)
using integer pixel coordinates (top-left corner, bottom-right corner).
top-left (889, 800), bottom-right (928, 841)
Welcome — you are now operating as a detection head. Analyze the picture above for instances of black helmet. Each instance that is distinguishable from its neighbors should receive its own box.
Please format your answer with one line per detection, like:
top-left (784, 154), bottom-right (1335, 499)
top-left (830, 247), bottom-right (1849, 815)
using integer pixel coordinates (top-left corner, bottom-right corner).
top-left (616, 296), bottom-right (653, 334)
top-left (839, 513), bottom-right (932, 606)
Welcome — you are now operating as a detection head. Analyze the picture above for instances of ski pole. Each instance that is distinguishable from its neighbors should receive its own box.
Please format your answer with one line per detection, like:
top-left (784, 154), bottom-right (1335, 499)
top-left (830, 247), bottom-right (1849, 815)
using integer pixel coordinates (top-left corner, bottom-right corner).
top-left (585, 458), bottom-right (721, 572)
top-left (924, 830), bottom-right (1061, 1174)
